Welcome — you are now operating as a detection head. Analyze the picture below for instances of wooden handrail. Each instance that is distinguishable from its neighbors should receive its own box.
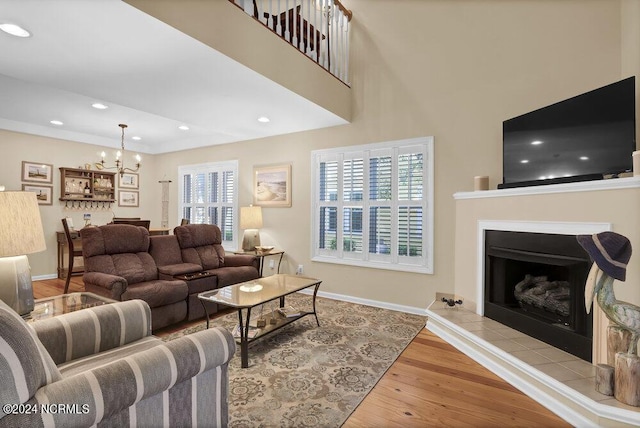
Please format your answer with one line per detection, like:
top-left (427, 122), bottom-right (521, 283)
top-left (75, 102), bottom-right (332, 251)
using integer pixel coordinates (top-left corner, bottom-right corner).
top-left (333, 0), bottom-right (352, 22)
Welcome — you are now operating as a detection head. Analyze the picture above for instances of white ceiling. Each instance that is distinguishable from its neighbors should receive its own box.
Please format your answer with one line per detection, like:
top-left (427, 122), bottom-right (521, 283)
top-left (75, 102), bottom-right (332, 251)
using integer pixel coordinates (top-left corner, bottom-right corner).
top-left (0, 0), bottom-right (347, 155)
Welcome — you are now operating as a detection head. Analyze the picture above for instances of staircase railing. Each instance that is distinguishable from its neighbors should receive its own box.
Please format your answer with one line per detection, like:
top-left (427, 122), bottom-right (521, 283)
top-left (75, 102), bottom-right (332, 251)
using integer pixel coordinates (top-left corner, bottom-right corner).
top-left (230, 0), bottom-right (352, 85)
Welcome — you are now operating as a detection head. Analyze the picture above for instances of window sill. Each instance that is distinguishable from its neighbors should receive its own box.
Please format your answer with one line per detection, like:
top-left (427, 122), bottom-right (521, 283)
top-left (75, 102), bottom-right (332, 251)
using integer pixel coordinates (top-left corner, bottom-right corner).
top-left (312, 255), bottom-right (433, 274)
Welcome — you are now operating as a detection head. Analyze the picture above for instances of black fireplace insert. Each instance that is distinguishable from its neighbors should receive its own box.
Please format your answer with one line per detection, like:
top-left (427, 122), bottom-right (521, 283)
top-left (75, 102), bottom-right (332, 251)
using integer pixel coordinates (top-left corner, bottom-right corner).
top-left (484, 230), bottom-right (592, 361)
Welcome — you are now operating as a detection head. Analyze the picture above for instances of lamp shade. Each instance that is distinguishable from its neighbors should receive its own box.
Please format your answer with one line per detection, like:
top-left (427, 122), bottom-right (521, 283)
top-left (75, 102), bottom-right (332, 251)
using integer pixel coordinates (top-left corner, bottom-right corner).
top-left (240, 205), bottom-right (263, 229)
top-left (0, 192), bottom-right (46, 257)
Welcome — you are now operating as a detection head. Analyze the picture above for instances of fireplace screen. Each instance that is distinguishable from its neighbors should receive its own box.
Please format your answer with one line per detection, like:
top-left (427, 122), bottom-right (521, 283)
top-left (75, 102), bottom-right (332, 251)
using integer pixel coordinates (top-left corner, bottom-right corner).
top-left (484, 230), bottom-right (592, 361)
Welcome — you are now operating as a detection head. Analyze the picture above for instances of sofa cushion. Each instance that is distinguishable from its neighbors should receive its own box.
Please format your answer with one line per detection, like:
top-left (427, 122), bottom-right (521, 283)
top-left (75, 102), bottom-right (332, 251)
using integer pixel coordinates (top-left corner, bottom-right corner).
top-left (0, 300), bottom-right (61, 416)
top-left (112, 252), bottom-right (159, 284)
top-left (174, 224), bottom-right (226, 270)
top-left (121, 280), bottom-right (188, 309)
top-left (149, 235), bottom-right (184, 267)
top-left (82, 224), bottom-right (150, 258)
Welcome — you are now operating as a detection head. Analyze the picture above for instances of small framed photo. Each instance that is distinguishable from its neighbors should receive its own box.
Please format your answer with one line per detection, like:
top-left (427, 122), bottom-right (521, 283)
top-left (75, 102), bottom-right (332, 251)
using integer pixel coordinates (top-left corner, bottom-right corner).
top-left (253, 164), bottom-right (292, 207)
top-left (119, 172), bottom-right (139, 189)
top-left (118, 190), bottom-right (139, 207)
top-left (22, 161), bottom-right (53, 184)
top-left (22, 184), bottom-right (53, 205)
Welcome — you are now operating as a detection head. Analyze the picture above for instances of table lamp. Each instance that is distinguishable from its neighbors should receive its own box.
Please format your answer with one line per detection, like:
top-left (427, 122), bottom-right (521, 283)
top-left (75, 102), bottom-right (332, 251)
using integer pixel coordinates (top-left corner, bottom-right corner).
top-left (0, 191), bottom-right (46, 315)
top-left (240, 205), bottom-right (263, 251)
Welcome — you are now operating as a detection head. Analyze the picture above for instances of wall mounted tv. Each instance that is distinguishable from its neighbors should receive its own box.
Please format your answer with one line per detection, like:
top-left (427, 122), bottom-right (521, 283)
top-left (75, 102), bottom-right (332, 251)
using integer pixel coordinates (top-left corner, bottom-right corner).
top-left (500, 76), bottom-right (636, 189)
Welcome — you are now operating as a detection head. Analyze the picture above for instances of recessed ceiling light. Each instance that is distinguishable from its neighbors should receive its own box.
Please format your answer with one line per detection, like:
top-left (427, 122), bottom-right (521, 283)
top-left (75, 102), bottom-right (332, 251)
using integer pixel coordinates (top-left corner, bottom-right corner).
top-left (0, 23), bottom-right (31, 38)
top-left (520, 159), bottom-right (529, 164)
top-left (178, 125), bottom-right (189, 131)
top-left (132, 136), bottom-right (142, 141)
top-left (580, 156), bottom-right (589, 161)
top-left (50, 120), bottom-right (63, 126)
top-left (531, 140), bottom-right (543, 145)
top-left (257, 116), bottom-right (270, 123)
top-left (92, 103), bottom-right (108, 110)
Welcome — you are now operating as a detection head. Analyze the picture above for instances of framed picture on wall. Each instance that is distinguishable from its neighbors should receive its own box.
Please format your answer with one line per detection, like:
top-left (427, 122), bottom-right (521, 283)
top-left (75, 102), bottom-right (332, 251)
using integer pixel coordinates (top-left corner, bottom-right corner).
top-left (22, 184), bottom-right (53, 205)
top-left (118, 172), bottom-right (139, 189)
top-left (22, 161), bottom-right (53, 184)
top-left (118, 190), bottom-right (139, 207)
top-left (253, 164), bottom-right (292, 207)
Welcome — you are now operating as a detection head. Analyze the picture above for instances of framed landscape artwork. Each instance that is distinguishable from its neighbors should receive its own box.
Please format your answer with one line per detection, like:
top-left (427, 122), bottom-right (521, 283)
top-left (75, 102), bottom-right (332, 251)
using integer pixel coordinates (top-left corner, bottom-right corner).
top-left (22, 184), bottom-right (53, 205)
top-left (22, 161), bottom-right (53, 184)
top-left (119, 172), bottom-right (139, 189)
top-left (253, 164), bottom-right (292, 207)
top-left (118, 190), bottom-right (139, 207)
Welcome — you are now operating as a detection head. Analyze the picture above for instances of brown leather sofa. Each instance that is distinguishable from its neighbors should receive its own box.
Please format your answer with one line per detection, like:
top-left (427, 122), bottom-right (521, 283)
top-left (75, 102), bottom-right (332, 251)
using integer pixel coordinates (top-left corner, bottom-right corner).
top-left (80, 224), bottom-right (189, 330)
top-left (150, 224), bottom-right (260, 320)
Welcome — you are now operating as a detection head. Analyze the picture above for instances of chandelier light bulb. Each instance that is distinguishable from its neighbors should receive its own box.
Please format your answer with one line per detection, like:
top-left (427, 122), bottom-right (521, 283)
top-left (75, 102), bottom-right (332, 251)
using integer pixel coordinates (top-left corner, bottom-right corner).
top-left (94, 123), bottom-right (142, 176)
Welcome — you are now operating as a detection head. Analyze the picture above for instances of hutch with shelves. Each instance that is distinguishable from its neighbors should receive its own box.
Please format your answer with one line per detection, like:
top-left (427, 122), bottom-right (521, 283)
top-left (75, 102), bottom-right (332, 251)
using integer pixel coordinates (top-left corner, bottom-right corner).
top-left (59, 167), bottom-right (116, 208)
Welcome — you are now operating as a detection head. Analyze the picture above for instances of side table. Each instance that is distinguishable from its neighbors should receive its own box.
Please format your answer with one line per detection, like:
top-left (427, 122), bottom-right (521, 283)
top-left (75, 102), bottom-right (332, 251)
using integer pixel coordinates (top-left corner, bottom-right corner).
top-left (232, 249), bottom-right (285, 276)
top-left (23, 292), bottom-right (117, 323)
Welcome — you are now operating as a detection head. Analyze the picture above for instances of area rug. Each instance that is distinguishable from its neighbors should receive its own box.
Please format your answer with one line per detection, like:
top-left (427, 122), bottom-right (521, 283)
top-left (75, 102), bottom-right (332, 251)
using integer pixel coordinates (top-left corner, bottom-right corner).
top-left (163, 293), bottom-right (426, 427)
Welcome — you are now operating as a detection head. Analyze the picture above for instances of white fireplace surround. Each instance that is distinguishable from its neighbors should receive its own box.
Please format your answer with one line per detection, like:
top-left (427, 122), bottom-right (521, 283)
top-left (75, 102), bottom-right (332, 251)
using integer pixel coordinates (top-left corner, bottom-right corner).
top-left (433, 179), bottom-right (640, 425)
top-left (475, 219), bottom-right (612, 316)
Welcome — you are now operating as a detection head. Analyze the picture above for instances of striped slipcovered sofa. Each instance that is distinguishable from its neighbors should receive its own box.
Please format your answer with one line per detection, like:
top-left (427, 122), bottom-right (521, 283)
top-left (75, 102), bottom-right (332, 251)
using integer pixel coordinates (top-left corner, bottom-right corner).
top-left (0, 298), bottom-right (235, 427)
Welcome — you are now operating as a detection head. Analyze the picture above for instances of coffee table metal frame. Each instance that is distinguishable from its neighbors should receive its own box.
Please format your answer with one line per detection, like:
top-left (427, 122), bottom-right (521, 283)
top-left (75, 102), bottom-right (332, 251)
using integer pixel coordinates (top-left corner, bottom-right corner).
top-left (198, 274), bottom-right (322, 368)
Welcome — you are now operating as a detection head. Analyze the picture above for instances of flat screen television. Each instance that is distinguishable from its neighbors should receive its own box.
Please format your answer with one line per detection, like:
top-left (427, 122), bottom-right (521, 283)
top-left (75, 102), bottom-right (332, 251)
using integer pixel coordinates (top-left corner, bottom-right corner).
top-left (500, 77), bottom-right (636, 189)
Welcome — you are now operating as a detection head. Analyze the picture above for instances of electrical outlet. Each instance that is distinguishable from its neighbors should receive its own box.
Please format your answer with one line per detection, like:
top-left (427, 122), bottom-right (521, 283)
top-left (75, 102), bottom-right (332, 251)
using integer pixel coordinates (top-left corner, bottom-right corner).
top-left (269, 259), bottom-right (275, 269)
top-left (296, 264), bottom-right (303, 275)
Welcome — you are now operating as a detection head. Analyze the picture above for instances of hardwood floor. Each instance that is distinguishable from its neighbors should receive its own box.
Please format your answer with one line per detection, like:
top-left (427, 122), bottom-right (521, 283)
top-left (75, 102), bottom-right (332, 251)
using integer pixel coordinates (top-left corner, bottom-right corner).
top-left (33, 278), bottom-right (569, 427)
top-left (343, 329), bottom-right (570, 427)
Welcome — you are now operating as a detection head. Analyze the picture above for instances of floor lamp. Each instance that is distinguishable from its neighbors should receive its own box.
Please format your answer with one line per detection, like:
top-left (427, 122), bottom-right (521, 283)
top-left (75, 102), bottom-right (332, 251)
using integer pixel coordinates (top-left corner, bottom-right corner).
top-left (240, 205), bottom-right (263, 251)
top-left (0, 192), bottom-right (46, 315)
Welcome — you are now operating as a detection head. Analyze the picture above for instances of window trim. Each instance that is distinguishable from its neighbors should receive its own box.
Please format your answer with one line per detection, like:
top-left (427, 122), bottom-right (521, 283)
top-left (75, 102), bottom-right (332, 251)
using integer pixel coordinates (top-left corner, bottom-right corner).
top-left (178, 160), bottom-right (239, 251)
top-left (311, 136), bottom-right (434, 274)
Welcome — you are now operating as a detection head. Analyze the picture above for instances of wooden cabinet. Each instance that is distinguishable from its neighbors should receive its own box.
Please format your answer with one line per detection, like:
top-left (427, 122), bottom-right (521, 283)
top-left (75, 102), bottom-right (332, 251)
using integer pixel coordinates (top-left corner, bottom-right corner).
top-left (59, 167), bottom-right (116, 205)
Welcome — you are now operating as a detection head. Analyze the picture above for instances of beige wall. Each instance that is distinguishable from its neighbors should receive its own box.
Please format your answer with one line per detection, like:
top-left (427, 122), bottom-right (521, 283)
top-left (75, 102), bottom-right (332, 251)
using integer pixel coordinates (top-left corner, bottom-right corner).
top-left (0, 0), bottom-right (630, 312)
top-left (0, 130), bottom-right (161, 277)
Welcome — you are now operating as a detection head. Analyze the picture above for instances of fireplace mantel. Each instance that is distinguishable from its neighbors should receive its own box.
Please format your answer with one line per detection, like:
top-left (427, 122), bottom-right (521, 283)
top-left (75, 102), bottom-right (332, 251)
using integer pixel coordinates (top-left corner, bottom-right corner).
top-left (454, 175), bottom-right (640, 200)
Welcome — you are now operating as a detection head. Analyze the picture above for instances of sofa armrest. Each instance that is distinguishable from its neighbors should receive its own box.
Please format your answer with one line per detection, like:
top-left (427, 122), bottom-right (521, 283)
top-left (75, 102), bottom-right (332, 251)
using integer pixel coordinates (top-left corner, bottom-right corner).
top-left (31, 300), bottom-right (152, 365)
top-left (158, 262), bottom-right (203, 277)
top-left (83, 271), bottom-right (127, 296)
top-left (19, 327), bottom-right (236, 427)
top-left (224, 254), bottom-right (259, 269)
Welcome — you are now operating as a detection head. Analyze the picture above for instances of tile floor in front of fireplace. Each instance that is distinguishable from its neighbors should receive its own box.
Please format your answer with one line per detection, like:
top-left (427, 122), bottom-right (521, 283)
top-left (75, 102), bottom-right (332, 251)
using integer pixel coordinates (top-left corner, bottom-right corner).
top-left (428, 305), bottom-right (640, 414)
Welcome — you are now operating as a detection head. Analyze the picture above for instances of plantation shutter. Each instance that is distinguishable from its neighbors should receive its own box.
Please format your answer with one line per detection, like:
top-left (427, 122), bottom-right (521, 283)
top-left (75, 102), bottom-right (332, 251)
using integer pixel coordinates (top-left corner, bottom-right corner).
top-left (311, 137), bottom-right (433, 274)
top-left (178, 161), bottom-right (238, 249)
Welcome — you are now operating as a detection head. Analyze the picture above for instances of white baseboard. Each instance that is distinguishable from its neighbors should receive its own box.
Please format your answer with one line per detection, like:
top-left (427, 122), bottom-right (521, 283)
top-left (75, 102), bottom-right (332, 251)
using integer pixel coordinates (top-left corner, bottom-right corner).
top-left (32, 274), bottom-right (58, 281)
top-left (298, 287), bottom-right (429, 317)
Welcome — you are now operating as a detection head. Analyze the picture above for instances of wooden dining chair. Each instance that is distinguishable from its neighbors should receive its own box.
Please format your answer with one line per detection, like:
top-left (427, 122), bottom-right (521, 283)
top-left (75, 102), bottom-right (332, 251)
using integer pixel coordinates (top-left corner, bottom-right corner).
top-left (61, 218), bottom-right (83, 294)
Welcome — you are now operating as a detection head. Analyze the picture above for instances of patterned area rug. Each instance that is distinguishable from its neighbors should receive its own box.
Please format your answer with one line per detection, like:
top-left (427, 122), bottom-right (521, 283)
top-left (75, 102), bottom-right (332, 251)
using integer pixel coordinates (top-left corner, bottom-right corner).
top-left (163, 293), bottom-right (426, 427)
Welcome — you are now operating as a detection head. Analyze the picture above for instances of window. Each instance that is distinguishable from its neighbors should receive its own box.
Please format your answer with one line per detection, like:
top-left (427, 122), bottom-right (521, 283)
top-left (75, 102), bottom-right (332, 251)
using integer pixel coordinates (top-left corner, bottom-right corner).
top-left (312, 137), bottom-right (433, 273)
top-left (178, 161), bottom-right (238, 250)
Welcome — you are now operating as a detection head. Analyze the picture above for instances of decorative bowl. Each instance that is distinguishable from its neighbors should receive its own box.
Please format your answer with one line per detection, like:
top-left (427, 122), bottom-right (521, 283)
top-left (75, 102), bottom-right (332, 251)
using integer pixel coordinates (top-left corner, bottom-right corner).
top-left (255, 245), bottom-right (274, 254)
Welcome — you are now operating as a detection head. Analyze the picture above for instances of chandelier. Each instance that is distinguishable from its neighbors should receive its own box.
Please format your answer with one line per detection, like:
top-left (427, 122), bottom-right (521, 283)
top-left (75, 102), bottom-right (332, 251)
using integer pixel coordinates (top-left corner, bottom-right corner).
top-left (96, 124), bottom-right (141, 177)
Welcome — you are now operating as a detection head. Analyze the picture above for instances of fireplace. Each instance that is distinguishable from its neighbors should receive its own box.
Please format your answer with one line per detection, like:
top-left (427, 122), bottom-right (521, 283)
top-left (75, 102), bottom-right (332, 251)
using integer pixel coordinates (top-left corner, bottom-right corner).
top-left (484, 230), bottom-right (592, 361)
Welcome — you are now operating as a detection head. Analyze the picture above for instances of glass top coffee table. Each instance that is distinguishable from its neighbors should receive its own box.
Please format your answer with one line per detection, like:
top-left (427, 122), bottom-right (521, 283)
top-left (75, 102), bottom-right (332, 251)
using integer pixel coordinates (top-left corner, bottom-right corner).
top-left (24, 292), bottom-right (117, 323)
top-left (198, 274), bottom-right (322, 368)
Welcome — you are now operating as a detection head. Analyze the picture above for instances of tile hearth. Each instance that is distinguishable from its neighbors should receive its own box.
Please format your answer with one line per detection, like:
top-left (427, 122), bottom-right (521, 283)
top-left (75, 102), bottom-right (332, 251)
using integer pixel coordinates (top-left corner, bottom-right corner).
top-left (426, 302), bottom-right (640, 427)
